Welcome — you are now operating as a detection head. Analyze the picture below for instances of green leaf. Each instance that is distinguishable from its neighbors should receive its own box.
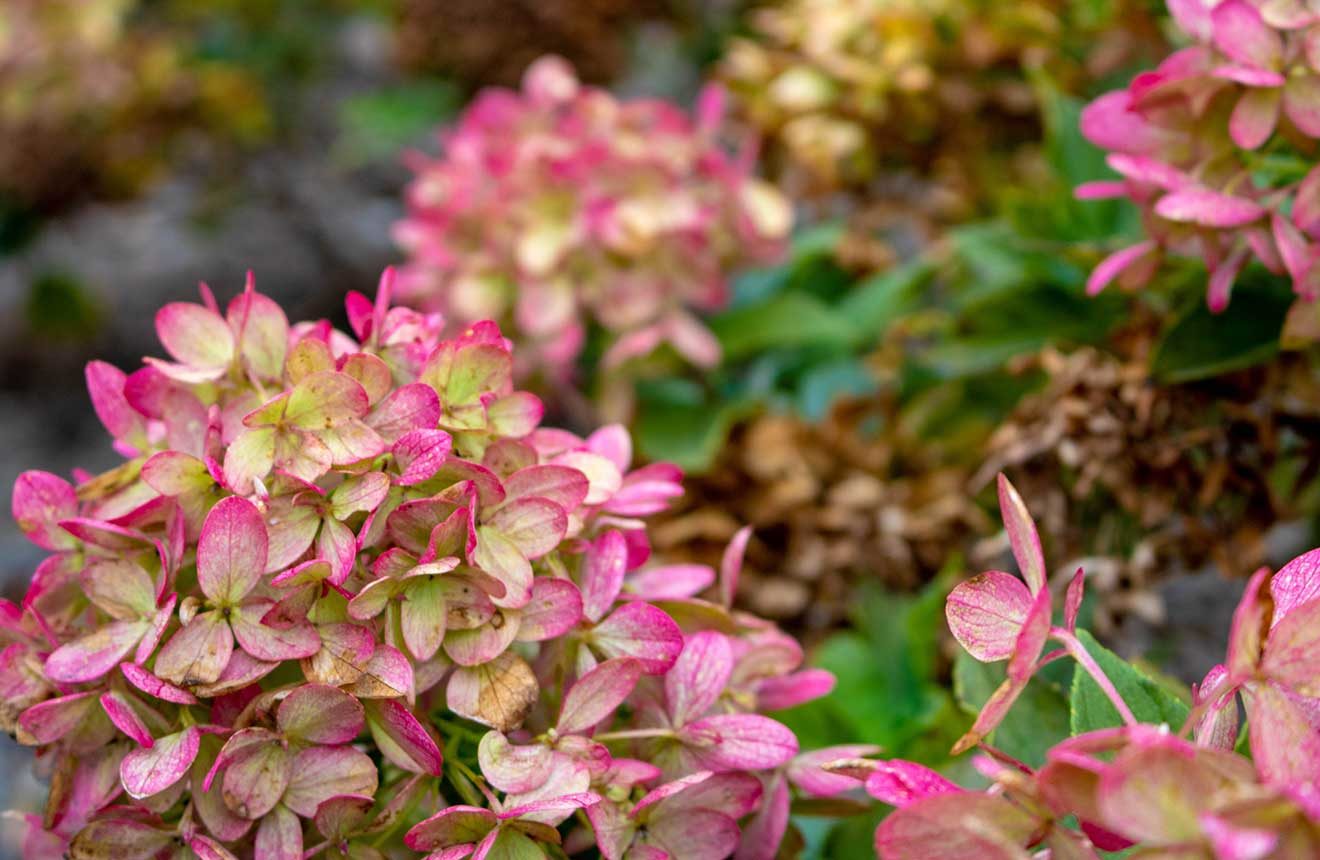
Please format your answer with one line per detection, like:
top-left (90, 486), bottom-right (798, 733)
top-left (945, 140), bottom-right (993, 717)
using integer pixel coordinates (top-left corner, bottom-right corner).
top-left (710, 291), bottom-right (856, 361)
top-left (335, 80), bottom-right (461, 165)
top-left (837, 259), bottom-right (932, 336)
top-left (1069, 630), bottom-right (1190, 734)
top-left (1151, 270), bottom-right (1293, 383)
top-left (633, 393), bottom-right (759, 473)
top-left (953, 653), bottom-right (1071, 768)
top-left (777, 580), bottom-right (958, 754)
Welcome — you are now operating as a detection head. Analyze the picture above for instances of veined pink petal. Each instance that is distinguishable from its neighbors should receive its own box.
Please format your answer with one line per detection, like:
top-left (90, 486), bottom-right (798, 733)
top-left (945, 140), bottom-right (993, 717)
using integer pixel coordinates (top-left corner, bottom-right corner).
top-left (368, 382), bottom-right (442, 443)
top-left (153, 610), bottom-right (234, 687)
top-left (365, 699), bottom-right (444, 776)
top-left (787, 744), bottom-right (882, 797)
top-left (875, 793), bottom-right (1037, 860)
top-left (719, 526), bottom-right (752, 609)
top-left (1096, 740), bottom-right (1219, 843)
top-left (283, 746), bottom-right (378, 818)
top-left (16, 691), bottom-right (100, 745)
top-left (276, 684), bottom-right (365, 745)
top-left (1270, 546), bottom-right (1320, 624)
top-left (642, 810), bottom-right (740, 860)
top-left (997, 475), bottom-right (1046, 594)
top-left (344, 642), bottom-right (415, 700)
top-left (100, 692), bottom-right (154, 747)
top-left (734, 776), bottom-right (789, 860)
top-left (627, 563), bottom-right (715, 600)
top-left (227, 286), bottom-right (289, 381)
top-left (223, 741), bottom-right (292, 819)
top-left (559, 658), bottom-right (644, 734)
top-left (1009, 585), bottom-right (1053, 683)
top-left (121, 662), bottom-right (197, 705)
top-left (865, 760), bottom-right (964, 808)
top-left (581, 530), bottom-right (628, 622)
top-left (1246, 682), bottom-right (1320, 807)
top-left (45, 619), bottom-right (149, 684)
top-left (503, 465), bottom-right (590, 512)
top-left (446, 652), bottom-right (539, 732)
top-left (666, 631), bottom-right (734, 725)
top-left (1155, 187), bottom-right (1266, 228)
top-left (1228, 568), bottom-right (1271, 680)
top-left (121, 726), bottom-right (201, 799)
top-left (230, 600), bottom-right (320, 661)
top-left (677, 713), bottom-right (798, 771)
top-left (516, 577), bottom-right (583, 642)
top-left (487, 498), bottom-right (567, 559)
top-left (472, 526), bottom-right (534, 609)
top-left (86, 360), bottom-right (146, 444)
top-left (12, 470), bottom-right (78, 551)
top-left (593, 601), bottom-right (684, 674)
top-left (197, 496), bottom-right (269, 606)
top-left (254, 804), bottom-right (302, 860)
top-left (405, 805), bottom-right (499, 851)
top-left (285, 371), bottom-right (371, 429)
top-left (651, 771), bottom-right (762, 820)
top-left (156, 302), bottom-right (234, 371)
top-left (945, 571), bottom-right (1034, 663)
top-left (393, 429), bottom-right (454, 485)
top-left (478, 731), bottom-right (555, 793)
top-left (69, 819), bottom-right (176, 858)
top-left (755, 668), bottom-right (836, 711)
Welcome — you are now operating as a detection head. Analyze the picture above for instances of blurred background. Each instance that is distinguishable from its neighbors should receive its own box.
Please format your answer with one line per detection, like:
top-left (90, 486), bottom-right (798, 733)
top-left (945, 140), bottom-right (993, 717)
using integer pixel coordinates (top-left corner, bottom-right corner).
top-left (5, 1), bottom-right (1319, 855)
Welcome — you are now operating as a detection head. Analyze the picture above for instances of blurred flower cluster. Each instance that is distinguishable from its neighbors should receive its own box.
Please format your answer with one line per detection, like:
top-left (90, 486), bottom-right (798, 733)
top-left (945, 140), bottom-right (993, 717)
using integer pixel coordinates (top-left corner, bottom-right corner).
top-left (721, 0), bottom-right (1161, 196)
top-left (4, 272), bottom-right (833, 858)
top-left (394, 56), bottom-right (792, 387)
top-left (1080, 0), bottom-right (1320, 312)
top-left (855, 477), bottom-right (1320, 857)
top-left (0, 0), bottom-right (266, 212)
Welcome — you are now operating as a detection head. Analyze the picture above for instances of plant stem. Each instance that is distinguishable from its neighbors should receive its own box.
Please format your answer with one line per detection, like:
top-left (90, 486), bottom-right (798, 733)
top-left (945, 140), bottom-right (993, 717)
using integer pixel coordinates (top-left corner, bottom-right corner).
top-left (593, 728), bottom-right (674, 742)
top-left (1054, 628), bottom-right (1138, 726)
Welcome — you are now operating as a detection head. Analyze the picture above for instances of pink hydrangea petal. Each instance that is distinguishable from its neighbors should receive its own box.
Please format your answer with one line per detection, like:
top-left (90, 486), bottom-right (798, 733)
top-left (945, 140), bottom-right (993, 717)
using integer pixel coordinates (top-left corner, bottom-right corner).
top-left (368, 383), bottom-right (442, 443)
top-left (1270, 546), bottom-right (1320, 625)
top-left (283, 746), bottom-right (378, 818)
top-left (1227, 568), bottom-right (1271, 680)
top-left (156, 302), bottom-right (235, 371)
top-left (665, 631), bottom-right (734, 726)
top-left (196, 496), bottom-right (269, 606)
top-left (405, 806), bottom-right (499, 851)
top-left (515, 577), bottom-right (583, 642)
top-left (1213, 0), bottom-right (1284, 69)
top-left (558, 658), bottom-right (644, 735)
top-left (45, 619), bottom-right (149, 684)
top-left (581, 530), bottom-right (628, 622)
top-left (1231, 87), bottom-right (1281, 148)
top-left (120, 726), bottom-right (201, 799)
top-left (945, 571), bottom-right (1034, 663)
top-left (100, 692), bottom-right (154, 748)
top-left (787, 744), bottom-right (882, 797)
top-left (487, 498), bottom-right (568, 559)
top-left (1154, 188), bottom-right (1267, 228)
top-left (642, 809), bottom-right (740, 860)
top-left (12, 470), bottom-right (79, 551)
top-left (719, 526), bottom-right (752, 609)
top-left (1169, 0), bottom-right (1215, 40)
top-left (593, 601), bottom-right (684, 674)
top-left (864, 760), bottom-right (964, 808)
top-left (1284, 72), bottom-right (1320, 136)
top-left (254, 804), bottom-right (302, 860)
top-left (478, 731), bottom-right (555, 794)
top-left (153, 610), bottom-right (235, 687)
top-left (230, 600), bottom-right (320, 662)
top-left (627, 563), bottom-right (715, 600)
top-left (472, 526), bottom-right (534, 609)
top-left (276, 684), bottom-right (365, 745)
top-left (755, 668), bottom-right (836, 711)
top-left (121, 662), bottom-right (197, 705)
top-left (996, 476), bottom-right (1046, 594)
top-left (875, 793), bottom-right (1037, 860)
top-left (365, 699), bottom-right (444, 776)
top-left (677, 713), bottom-right (798, 771)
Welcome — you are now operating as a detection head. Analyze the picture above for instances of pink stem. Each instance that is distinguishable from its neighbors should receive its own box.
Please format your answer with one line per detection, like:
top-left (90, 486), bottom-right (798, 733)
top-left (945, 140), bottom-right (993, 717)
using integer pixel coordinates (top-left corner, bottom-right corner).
top-left (1054, 629), bottom-right (1138, 727)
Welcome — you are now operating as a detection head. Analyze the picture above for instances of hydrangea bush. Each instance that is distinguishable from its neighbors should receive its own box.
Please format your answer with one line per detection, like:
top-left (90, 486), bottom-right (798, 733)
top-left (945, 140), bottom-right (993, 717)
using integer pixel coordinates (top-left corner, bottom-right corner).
top-left (393, 56), bottom-right (793, 386)
top-left (1079, 0), bottom-right (1320, 312)
top-left (840, 475), bottom-right (1320, 857)
top-left (3, 271), bottom-right (836, 859)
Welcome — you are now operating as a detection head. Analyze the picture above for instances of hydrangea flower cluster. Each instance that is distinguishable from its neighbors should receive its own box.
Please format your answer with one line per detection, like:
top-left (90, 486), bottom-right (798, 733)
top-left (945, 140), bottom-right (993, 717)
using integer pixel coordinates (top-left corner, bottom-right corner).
top-left (0, 0), bottom-right (264, 210)
top-left (4, 271), bottom-right (834, 859)
top-left (720, 0), bottom-right (1158, 190)
top-left (393, 55), bottom-right (792, 383)
top-left (842, 475), bottom-right (1320, 858)
top-left (1079, 0), bottom-right (1320, 311)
